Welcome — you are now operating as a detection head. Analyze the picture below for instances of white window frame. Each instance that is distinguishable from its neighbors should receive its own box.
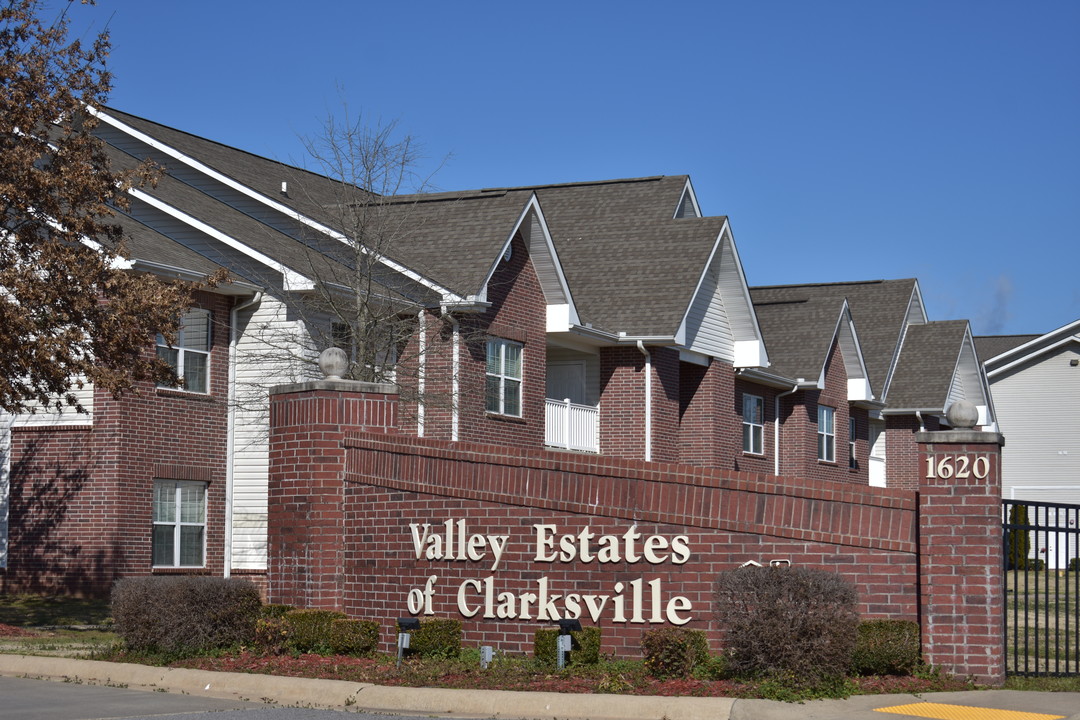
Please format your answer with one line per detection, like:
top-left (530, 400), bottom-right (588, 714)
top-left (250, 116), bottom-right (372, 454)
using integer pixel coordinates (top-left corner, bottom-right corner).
top-left (742, 394), bottom-right (764, 455)
top-left (818, 405), bottom-right (836, 463)
top-left (849, 416), bottom-right (857, 469)
top-left (486, 338), bottom-right (522, 417)
top-left (156, 308), bottom-right (211, 393)
top-left (152, 480), bottom-right (207, 568)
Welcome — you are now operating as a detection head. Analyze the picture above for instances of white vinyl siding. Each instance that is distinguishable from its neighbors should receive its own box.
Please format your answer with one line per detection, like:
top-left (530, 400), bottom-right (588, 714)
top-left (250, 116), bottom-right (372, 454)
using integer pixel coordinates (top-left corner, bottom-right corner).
top-left (230, 296), bottom-right (317, 570)
top-left (995, 342), bottom-right (1080, 504)
top-left (10, 382), bottom-right (94, 428)
top-left (682, 242), bottom-right (735, 361)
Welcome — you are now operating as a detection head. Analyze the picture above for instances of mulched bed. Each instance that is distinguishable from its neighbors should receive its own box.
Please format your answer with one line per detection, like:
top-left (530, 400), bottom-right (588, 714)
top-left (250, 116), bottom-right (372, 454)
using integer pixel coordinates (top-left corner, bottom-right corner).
top-left (166, 651), bottom-right (973, 697)
top-left (0, 623), bottom-right (36, 638)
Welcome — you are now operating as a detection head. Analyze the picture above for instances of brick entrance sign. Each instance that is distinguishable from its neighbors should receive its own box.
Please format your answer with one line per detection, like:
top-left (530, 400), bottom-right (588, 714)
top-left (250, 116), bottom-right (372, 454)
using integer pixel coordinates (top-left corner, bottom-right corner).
top-left (268, 382), bottom-right (1005, 684)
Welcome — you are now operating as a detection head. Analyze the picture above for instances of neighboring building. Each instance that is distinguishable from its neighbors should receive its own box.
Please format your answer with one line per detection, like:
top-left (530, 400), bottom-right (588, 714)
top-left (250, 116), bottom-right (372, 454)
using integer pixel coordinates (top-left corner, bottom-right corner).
top-left (977, 320), bottom-right (1080, 505)
top-left (0, 108), bottom-right (994, 593)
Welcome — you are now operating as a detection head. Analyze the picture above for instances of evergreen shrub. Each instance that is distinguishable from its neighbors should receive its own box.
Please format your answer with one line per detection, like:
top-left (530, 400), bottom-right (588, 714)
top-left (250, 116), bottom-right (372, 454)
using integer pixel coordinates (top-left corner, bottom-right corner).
top-left (400, 617), bottom-right (461, 659)
top-left (533, 626), bottom-right (602, 666)
top-left (640, 626), bottom-right (710, 678)
top-left (850, 619), bottom-right (921, 676)
top-left (282, 609), bottom-right (347, 654)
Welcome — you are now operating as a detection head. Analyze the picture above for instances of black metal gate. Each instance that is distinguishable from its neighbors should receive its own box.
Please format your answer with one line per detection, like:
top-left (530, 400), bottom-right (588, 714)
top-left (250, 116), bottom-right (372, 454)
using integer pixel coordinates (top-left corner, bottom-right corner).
top-left (1003, 499), bottom-right (1080, 676)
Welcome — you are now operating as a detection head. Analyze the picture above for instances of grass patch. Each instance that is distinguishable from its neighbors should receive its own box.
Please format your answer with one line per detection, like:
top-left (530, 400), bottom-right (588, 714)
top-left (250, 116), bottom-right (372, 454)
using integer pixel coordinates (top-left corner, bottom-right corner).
top-left (1004, 675), bottom-right (1080, 692)
top-left (0, 594), bottom-right (111, 627)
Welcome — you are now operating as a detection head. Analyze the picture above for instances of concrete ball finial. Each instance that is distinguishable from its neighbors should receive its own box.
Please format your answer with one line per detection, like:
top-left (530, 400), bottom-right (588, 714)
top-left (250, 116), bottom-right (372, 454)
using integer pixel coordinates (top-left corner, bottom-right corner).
top-left (318, 347), bottom-right (348, 380)
top-left (946, 399), bottom-right (979, 429)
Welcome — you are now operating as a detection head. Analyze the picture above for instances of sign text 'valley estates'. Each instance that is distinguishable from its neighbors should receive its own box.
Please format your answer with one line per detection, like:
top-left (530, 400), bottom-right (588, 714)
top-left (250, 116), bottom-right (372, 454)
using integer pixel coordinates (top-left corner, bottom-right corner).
top-left (406, 520), bottom-right (694, 625)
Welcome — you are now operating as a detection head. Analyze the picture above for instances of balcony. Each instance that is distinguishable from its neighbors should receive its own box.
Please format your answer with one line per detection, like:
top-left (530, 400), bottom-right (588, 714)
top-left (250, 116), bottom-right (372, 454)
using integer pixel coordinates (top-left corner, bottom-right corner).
top-left (544, 398), bottom-right (599, 453)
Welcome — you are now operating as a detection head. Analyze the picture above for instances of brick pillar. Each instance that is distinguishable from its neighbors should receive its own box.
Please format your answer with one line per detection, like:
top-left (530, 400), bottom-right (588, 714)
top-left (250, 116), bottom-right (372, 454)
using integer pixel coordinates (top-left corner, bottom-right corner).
top-left (917, 427), bottom-right (1004, 685)
top-left (267, 379), bottom-right (398, 610)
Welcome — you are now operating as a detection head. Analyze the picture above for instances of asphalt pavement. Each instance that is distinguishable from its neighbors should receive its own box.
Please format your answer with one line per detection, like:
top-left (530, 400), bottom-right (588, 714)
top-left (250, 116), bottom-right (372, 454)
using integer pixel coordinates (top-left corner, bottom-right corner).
top-left (1, 654), bottom-right (1079, 720)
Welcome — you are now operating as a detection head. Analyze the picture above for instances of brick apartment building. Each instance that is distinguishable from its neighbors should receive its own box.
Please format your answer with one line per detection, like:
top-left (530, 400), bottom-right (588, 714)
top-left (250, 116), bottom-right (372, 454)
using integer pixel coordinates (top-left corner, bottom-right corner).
top-left (0, 107), bottom-right (995, 596)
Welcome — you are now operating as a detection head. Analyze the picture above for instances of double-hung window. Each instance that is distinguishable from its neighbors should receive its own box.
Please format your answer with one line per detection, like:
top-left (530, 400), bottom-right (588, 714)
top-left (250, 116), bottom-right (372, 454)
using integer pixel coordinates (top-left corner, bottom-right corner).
top-left (157, 308), bottom-right (211, 393)
top-left (485, 338), bottom-right (522, 417)
top-left (152, 480), bottom-right (207, 567)
top-left (818, 405), bottom-right (836, 462)
top-left (742, 394), bottom-right (764, 455)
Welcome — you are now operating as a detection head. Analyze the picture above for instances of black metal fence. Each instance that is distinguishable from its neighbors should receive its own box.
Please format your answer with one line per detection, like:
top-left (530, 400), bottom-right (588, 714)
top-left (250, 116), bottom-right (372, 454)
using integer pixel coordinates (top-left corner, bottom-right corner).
top-left (1003, 499), bottom-right (1080, 676)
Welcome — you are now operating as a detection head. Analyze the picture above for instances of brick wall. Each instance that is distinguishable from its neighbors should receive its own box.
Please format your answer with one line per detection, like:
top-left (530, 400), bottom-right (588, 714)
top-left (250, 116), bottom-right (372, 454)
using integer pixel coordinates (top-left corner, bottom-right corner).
top-left (267, 382), bottom-right (1007, 685)
top-left (2, 291), bottom-right (231, 595)
top-left (917, 431), bottom-right (1005, 684)
top-left (333, 431), bottom-right (918, 658)
top-left (887, 414), bottom-right (942, 491)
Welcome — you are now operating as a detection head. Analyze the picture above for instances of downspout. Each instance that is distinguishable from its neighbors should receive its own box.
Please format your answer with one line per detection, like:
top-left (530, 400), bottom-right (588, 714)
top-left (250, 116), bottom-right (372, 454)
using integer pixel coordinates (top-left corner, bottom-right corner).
top-left (448, 313), bottom-right (460, 442)
top-left (636, 341), bottom-right (652, 462)
top-left (416, 309), bottom-right (426, 437)
top-left (225, 291), bottom-right (263, 579)
top-left (775, 383), bottom-right (800, 476)
top-left (915, 411), bottom-right (925, 432)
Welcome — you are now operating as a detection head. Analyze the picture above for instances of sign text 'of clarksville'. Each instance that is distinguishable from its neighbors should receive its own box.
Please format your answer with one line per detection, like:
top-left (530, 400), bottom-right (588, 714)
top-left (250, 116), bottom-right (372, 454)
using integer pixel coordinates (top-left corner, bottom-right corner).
top-left (406, 520), bottom-right (693, 625)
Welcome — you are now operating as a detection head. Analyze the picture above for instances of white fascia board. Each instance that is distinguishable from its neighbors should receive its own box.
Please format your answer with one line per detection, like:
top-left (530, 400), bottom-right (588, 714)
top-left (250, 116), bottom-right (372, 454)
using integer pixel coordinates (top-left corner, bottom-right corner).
top-left (733, 340), bottom-right (769, 368)
top-left (676, 220), bottom-right (769, 368)
top-left (985, 322), bottom-right (1080, 377)
top-left (679, 349), bottom-right (710, 366)
top-left (833, 300), bottom-right (873, 401)
top-left (93, 108), bottom-right (462, 303)
top-left (547, 303), bottom-right (572, 332)
top-left (128, 188), bottom-right (312, 291)
top-left (909, 280), bottom-right (929, 324)
top-left (674, 178), bottom-right (702, 218)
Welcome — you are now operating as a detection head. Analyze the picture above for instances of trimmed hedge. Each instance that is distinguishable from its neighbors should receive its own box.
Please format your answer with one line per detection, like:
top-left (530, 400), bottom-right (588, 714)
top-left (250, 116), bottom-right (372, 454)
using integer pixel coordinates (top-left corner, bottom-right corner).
top-left (533, 626), bottom-right (602, 666)
top-left (111, 576), bottom-right (261, 655)
top-left (641, 626), bottom-right (710, 678)
top-left (282, 609), bottom-right (347, 654)
top-left (328, 618), bottom-right (380, 656)
top-left (399, 618), bottom-right (461, 659)
top-left (851, 620), bottom-right (921, 676)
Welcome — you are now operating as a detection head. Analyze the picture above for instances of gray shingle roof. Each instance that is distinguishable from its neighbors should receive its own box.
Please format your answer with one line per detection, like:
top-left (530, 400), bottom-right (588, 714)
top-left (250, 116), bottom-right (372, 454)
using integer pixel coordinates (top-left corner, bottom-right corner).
top-left (750, 296), bottom-right (845, 381)
top-left (974, 334), bottom-right (1040, 363)
top-left (534, 177), bottom-right (724, 336)
top-left (750, 279), bottom-right (918, 397)
top-left (886, 320), bottom-right (968, 410)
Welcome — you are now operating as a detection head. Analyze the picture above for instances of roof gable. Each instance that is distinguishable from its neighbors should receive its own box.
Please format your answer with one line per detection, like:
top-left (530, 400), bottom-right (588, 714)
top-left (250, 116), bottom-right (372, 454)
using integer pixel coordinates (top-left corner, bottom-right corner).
top-left (980, 319), bottom-right (1080, 379)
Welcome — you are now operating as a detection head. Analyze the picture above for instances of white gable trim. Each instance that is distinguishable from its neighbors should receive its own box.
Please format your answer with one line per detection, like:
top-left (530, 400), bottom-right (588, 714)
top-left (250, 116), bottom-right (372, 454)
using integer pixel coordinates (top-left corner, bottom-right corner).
top-left (93, 108), bottom-right (463, 303)
top-left (128, 188), bottom-right (312, 291)
top-left (481, 194), bottom-right (580, 329)
top-left (674, 178), bottom-right (702, 219)
top-left (984, 319), bottom-right (1080, 378)
top-left (676, 220), bottom-right (768, 368)
top-left (833, 301), bottom-right (873, 402)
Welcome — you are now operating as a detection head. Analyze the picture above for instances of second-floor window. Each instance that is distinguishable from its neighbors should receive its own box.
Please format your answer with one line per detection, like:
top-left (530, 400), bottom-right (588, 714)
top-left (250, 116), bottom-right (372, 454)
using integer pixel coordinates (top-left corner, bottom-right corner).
top-left (486, 338), bottom-right (522, 417)
top-left (849, 417), bottom-right (857, 469)
top-left (156, 308), bottom-right (211, 393)
top-left (742, 394), bottom-right (764, 455)
top-left (818, 405), bottom-right (836, 462)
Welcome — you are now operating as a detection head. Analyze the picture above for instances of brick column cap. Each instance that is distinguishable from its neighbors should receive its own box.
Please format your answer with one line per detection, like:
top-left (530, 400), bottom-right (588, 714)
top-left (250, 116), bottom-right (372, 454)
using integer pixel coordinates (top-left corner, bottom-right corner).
top-left (915, 430), bottom-right (1004, 446)
top-left (270, 379), bottom-right (398, 396)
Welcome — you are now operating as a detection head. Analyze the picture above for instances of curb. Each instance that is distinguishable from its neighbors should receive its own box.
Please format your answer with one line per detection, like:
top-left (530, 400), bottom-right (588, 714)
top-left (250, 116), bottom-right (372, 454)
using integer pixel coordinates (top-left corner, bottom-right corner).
top-left (0, 654), bottom-right (737, 720)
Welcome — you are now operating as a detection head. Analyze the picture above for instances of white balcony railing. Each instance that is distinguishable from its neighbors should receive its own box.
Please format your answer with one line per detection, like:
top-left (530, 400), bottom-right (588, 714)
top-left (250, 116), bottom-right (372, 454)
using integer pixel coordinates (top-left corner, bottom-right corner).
top-left (545, 398), bottom-right (599, 453)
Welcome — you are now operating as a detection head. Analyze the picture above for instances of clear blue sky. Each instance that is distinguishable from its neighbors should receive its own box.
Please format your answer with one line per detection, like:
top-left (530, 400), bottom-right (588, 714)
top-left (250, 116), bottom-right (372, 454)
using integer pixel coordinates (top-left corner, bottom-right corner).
top-left (59, 0), bottom-right (1079, 336)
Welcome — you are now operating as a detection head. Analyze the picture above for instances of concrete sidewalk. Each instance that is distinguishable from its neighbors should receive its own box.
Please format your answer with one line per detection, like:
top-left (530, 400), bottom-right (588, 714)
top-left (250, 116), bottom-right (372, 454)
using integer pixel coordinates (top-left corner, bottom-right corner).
top-left (1, 654), bottom-right (1079, 720)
